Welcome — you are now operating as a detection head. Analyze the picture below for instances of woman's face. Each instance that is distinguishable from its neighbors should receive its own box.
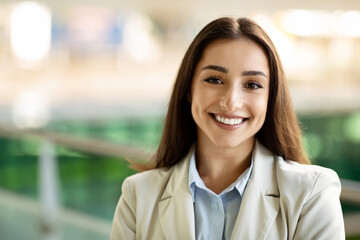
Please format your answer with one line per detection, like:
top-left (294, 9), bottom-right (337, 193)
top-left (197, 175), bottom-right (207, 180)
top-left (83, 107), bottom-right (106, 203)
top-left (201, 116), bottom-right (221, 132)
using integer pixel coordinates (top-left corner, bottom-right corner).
top-left (190, 38), bottom-right (270, 149)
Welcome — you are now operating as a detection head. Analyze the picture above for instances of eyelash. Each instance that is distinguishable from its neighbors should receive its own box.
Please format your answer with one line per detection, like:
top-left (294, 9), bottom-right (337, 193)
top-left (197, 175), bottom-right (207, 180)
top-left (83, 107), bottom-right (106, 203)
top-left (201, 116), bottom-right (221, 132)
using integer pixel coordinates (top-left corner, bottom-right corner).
top-left (245, 81), bottom-right (263, 89)
top-left (204, 77), bottom-right (263, 89)
top-left (204, 76), bottom-right (223, 84)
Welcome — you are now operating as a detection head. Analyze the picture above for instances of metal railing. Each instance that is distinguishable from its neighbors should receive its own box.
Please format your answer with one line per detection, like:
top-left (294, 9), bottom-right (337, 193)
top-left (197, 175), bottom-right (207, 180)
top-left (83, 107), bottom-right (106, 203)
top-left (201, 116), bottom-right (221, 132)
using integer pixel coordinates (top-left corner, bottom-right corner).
top-left (0, 123), bottom-right (154, 163)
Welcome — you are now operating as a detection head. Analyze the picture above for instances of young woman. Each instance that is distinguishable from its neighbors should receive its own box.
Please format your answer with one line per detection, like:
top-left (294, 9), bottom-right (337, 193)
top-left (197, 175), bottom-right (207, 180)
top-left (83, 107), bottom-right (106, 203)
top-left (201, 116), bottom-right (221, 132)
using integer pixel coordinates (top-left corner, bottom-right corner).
top-left (110, 17), bottom-right (345, 240)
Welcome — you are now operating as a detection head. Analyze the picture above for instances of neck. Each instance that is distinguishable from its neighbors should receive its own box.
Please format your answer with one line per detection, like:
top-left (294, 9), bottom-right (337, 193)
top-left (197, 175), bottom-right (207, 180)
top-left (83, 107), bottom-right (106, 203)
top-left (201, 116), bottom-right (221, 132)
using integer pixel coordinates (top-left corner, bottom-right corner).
top-left (195, 136), bottom-right (254, 194)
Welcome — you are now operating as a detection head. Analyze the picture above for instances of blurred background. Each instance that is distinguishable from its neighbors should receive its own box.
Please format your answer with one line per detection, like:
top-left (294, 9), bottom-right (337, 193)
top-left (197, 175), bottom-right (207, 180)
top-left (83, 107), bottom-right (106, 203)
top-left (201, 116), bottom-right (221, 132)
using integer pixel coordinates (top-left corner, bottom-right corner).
top-left (0, 0), bottom-right (360, 239)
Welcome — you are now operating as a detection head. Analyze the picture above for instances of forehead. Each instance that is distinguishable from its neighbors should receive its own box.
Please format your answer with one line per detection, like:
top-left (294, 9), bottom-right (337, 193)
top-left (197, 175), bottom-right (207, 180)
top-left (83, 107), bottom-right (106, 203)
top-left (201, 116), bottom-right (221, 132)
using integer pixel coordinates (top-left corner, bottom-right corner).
top-left (197, 38), bottom-right (269, 75)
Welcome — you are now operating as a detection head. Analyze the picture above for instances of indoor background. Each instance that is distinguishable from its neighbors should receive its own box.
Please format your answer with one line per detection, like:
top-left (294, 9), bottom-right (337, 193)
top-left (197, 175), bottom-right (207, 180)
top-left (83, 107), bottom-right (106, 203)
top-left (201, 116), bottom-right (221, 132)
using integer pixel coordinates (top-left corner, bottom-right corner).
top-left (0, 0), bottom-right (359, 239)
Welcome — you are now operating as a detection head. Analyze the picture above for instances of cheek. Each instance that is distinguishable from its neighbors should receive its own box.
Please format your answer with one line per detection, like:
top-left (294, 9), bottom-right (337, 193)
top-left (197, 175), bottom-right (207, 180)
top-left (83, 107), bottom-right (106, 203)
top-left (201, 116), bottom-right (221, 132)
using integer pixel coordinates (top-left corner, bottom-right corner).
top-left (191, 94), bottom-right (207, 123)
top-left (191, 86), bottom-right (217, 111)
top-left (190, 88), bottom-right (204, 121)
top-left (251, 94), bottom-right (269, 119)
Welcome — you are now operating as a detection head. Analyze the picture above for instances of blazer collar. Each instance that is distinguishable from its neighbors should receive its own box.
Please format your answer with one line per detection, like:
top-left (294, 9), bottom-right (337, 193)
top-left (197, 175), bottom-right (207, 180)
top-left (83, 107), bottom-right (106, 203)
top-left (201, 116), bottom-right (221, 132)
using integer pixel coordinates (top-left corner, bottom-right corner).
top-left (158, 145), bottom-right (196, 239)
top-left (250, 140), bottom-right (280, 196)
top-left (230, 140), bottom-right (280, 239)
top-left (158, 141), bottom-right (280, 240)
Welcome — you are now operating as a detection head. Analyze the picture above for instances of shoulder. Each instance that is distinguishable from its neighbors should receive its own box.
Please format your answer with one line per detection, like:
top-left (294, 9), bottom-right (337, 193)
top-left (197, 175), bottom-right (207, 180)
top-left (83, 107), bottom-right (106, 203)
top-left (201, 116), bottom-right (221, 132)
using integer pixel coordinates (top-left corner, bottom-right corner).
top-left (276, 157), bottom-right (341, 202)
top-left (110, 166), bottom-right (177, 239)
top-left (275, 157), bottom-right (345, 239)
top-left (122, 166), bottom-right (174, 195)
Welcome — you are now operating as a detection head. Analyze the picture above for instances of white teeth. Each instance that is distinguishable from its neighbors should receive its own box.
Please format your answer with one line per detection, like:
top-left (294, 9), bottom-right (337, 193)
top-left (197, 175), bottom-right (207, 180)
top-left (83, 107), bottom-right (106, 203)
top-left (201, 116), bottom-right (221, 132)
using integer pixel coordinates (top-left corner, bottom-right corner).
top-left (214, 114), bottom-right (244, 125)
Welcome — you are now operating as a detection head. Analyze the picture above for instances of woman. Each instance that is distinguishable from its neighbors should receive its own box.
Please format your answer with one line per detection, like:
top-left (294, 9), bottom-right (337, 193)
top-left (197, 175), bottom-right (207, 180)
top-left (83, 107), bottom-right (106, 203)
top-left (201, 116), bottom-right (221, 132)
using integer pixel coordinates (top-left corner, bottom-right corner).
top-left (110, 17), bottom-right (345, 240)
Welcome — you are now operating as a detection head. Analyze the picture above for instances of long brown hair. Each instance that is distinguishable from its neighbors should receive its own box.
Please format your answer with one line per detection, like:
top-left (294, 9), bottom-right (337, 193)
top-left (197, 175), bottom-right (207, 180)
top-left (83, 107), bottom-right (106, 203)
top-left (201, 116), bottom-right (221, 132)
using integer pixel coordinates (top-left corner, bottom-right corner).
top-left (153, 17), bottom-right (310, 168)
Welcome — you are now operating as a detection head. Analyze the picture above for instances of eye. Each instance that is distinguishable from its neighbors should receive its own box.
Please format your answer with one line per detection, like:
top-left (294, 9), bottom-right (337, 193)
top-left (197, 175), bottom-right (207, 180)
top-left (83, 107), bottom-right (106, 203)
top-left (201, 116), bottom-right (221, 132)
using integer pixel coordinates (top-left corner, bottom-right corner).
top-left (245, 81), bottom-right (262, 89)
top-left (204, 76), bottom-right (223, 84)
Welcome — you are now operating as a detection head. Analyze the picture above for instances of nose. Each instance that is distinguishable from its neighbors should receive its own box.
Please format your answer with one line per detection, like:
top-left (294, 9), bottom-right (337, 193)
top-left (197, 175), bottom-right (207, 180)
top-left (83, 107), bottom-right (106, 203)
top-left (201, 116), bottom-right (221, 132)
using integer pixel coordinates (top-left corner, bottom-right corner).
top-left (219, 85), bottom-right (243, 113)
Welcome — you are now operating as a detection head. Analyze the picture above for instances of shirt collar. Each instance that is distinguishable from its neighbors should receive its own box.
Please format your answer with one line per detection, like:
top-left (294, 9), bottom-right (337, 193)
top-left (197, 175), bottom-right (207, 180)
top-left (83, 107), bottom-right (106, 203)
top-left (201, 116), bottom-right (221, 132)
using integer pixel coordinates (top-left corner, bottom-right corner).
top-left (189, 147), bottom-right (202, 202)
top-left (188, 146), bottom-right (254, 202)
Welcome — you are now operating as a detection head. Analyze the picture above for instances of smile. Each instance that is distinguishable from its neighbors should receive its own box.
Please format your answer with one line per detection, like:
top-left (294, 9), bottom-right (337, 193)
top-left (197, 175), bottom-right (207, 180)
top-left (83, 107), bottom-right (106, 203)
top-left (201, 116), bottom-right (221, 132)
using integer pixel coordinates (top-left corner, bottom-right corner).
top-left (211, 113), bottom-right (249, 128)
top-left (215, 115), bottom-right (244, 125)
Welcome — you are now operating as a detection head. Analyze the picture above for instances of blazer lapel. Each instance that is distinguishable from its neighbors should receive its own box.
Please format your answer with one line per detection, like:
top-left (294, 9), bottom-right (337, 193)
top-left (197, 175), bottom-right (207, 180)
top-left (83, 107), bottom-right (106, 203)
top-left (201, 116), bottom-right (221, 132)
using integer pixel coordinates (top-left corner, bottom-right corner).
top-left (231, 141), bottom-right (280, 240)
top-left (158, 149), bottom-right (196, 240)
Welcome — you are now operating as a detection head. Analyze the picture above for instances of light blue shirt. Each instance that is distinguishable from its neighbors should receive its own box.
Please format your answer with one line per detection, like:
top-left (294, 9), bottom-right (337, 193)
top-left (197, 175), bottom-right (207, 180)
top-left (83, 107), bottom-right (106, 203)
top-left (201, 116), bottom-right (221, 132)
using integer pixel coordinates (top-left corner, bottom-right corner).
top-left (189, 149), bottom-right (253, 240)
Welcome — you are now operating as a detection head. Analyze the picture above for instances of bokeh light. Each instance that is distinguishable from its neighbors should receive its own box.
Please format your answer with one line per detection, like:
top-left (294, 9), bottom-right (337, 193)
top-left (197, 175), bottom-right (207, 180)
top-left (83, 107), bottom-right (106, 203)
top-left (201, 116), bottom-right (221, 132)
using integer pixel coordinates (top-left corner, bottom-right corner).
top-left (10, 2), bottom-right (51, 65)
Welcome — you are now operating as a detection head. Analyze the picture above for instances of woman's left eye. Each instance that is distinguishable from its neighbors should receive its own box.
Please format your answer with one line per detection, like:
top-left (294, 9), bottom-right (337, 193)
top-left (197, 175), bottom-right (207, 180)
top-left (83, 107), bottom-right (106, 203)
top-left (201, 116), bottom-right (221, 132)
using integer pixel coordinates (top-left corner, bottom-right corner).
top-left (204, 77), bottom-right (223, 84)
top-left (245, 82), bottom-right (262, 89)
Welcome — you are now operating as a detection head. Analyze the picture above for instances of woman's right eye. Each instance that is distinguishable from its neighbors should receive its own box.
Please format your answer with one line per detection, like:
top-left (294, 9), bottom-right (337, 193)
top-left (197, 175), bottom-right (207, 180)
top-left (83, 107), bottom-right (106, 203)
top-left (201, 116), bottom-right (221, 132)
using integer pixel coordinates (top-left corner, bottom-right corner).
top-left (204, 77), bottom-right (223, 84)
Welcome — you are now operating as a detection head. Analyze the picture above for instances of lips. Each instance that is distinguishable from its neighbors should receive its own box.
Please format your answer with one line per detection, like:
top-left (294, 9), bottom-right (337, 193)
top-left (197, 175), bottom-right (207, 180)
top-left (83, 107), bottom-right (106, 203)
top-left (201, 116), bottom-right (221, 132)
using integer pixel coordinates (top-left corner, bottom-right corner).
top-left (211, 113), bottom-right (249, 126)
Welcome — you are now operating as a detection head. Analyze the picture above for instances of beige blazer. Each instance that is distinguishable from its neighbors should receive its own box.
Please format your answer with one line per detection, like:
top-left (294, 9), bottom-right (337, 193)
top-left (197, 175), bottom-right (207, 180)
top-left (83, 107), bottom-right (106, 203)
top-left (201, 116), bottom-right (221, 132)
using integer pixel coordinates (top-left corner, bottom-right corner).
top-left (110, 141), bottom-right (345, 240)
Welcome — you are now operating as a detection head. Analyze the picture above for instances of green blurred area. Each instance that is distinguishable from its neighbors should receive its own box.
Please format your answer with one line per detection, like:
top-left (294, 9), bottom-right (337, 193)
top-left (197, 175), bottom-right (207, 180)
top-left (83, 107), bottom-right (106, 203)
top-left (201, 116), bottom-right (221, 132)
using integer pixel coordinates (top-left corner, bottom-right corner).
top-left (0, 137), bottom-right (137, 220)
top-left (301, 112), bottom-right (360, 182)
top-left (0, 112), bottom-right (360, 222)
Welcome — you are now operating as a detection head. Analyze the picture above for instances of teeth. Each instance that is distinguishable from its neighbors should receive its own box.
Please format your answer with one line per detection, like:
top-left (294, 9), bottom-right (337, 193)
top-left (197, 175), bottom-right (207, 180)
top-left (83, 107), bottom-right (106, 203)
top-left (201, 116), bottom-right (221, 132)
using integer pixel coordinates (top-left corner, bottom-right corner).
top-left (214, 114), bottom-right (244, 125)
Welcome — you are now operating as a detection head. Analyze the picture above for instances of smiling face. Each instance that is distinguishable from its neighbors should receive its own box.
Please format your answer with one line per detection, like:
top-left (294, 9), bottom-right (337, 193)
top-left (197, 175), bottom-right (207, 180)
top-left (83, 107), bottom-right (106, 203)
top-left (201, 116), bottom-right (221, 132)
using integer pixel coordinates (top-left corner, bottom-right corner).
top-left (190, 38), bottom-right (270, 149)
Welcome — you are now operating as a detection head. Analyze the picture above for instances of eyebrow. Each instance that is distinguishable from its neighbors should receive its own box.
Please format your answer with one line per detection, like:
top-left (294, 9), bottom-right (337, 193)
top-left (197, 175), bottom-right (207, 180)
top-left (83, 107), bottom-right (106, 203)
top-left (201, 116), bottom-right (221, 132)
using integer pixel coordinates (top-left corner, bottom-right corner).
top-left (242, 70), bottom-right (268, 78)
top-left (201, 65), bottom-right (228, 73)
top-left (201, 65), bottom-right (268, 78)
